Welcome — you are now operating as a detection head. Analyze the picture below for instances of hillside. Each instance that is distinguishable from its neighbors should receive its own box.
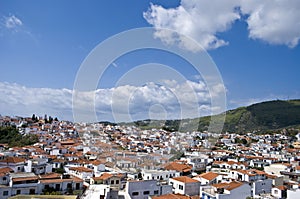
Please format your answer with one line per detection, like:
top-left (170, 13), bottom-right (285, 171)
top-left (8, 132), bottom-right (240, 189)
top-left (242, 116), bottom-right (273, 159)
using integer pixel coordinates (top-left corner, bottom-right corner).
top-left (125, 99), bottom-right (300, 133)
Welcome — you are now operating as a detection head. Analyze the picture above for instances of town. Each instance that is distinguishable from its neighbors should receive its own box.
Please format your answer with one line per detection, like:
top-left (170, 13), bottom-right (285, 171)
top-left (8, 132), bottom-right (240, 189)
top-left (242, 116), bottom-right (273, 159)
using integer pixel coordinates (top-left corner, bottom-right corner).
top-left (0, 114), bottom-right (300, 199)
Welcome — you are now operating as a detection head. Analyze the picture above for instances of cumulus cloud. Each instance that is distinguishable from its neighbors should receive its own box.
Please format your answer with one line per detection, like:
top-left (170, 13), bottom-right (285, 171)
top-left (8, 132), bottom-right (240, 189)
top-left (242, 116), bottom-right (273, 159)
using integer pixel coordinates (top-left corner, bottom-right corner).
top-left (144, 0), bottom-right (300, 50)
top-left (241, 0), bottom-right (300, 48)
top-left (0, 81), bottom-right (225, 122)
top-left (144, 0), bottom-right (240, 51)
top-left (4, 15), bottom-right (23, 29)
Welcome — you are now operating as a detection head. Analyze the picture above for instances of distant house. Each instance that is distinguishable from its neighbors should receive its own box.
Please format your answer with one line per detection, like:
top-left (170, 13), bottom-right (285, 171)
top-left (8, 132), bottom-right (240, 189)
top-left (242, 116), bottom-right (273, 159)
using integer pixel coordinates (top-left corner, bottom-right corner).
top-left (125, 180), bottom-right (172, 199)
top-left (213, 161), bottom-right (247, 170)
top-left (230, 169), bottom-right (267, 182)
top-left (68, 166), bottom-right (94, 182)
top-left (141, 169), bottom-right (180, 181)
top-left (200, 181), bottom-right (251, 199)
top-left (91, 173), bottom-right (124, 190)
top-left (0, 157), bottom-right (26, 173)
top-left (169, 176), bottom-right (200, 196)
top-left (164, 162), bottom-right (192, 175)
top-left (272, 185), bottom-right (287, 199)
top-left (39, 173), bottom-right (83, 194)
top-left (9, 172), bottom-right (39, 195)
top-left (194, 172), bottom-right (222, 185)
top-left (24, 158), bottom-right (52, 175)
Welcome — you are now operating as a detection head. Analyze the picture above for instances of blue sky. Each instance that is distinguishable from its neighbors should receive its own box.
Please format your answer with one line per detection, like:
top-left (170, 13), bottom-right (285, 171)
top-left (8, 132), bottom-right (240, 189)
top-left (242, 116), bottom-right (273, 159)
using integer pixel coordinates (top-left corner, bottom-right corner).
top-left (0, 0), bottom-right (299, 122)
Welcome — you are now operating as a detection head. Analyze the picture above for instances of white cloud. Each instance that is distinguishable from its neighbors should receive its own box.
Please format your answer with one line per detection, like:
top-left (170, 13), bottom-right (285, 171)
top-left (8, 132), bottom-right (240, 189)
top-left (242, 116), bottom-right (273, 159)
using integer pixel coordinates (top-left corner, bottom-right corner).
top-left (144, 0), bottom-right (240, 51)
top-left (144, 0), bottom-right (300, 50)
top-left (4, 15), bottom-right (23, 29)
top-left (241, 0), bottom-right (300, 48)
top-left (0, 81), bottom-right (224, 122)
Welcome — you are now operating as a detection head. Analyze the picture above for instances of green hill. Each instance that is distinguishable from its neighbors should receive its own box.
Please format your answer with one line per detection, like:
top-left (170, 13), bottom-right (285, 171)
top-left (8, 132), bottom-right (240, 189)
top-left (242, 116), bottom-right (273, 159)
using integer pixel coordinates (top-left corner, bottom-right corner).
top-left (124, 99), bottom-right (300, 133)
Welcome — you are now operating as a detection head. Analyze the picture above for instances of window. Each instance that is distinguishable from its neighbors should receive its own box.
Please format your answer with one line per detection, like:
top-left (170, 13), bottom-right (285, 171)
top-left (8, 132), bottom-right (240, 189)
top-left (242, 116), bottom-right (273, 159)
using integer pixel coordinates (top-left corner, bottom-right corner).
top-left (111, 180), bottom-right (114, 185)
top-left (76, 183), bottom-right (80, 189)
top-left (3, 191), bottom-right (8, 196)
top-left (116, 180), bottom-right (119, 184)
top-left (132, 192), bottom-right (139, 196)
top-left (55, 184), bottom-right (60, 190)
top-left (3, 177), bottom-right (6, 181)
top-left (17, 167), bottom-right (21, 171)
top-left (179, 185), bottom-right (184, 190)
top-left (143, 191), bottom-right (150, 195)
top-left (16, 190), bottom-right (21, 195)
top-left (154, 190), bottom-right (159, 195)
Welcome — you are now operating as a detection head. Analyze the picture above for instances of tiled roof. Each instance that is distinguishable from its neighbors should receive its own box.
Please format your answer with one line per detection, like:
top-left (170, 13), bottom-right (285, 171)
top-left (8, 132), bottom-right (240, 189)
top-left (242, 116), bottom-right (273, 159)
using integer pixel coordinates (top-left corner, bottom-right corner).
top-left (12, 176), bottom-right (38, 182)
top-left (0, 157), bottom-right (25, 163)
top-left (172, 176), bottom-right (198, 183)
top-left (213, 181), bottom-right (244, 191)
top-left (93, 173), bottom-right (113, 181)
top-left (199, 172), bottom-right (219, 181)
top-left (39, 172), bottom-right (61, 179)
top-left (164, 162), bottom-right (192, 172)
top-left (0, 167), bottom-right (13, 173)
top-left (236, 169), bottom-right (266, 176)
top-left (69, 166), bottom-right (93, 173)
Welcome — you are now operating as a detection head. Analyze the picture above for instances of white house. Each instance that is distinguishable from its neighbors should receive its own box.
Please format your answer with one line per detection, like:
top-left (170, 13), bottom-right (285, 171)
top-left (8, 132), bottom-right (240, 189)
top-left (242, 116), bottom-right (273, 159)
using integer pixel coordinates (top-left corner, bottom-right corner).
top-left (194, 172), bottom-right (222, 185)
top-left (38, 173), bottom-right (84, 194)
top-left (272, 185), bottom-right (287, 199)
top-left (0, 167), bottom-right (13, 199)
top-left (169, 176), bottom-right (200, 196)
top-left (141, 169), bottom-right (180, 181)
top-left (213, 161), bottom-right (247, 170)
top-left (229, 169), bottom-right (267, 182)
top-left (0, 157), bottom-right (26, 173)
top-left (67, 166), bottom-right (94, 182)
top-left (9, 172), bottom-right (39, 196)
top-left (200, 181), bottom-right (251, 199)
top-left (125, 180), bottom-right (172, 199)
top-left (24, 158), bottom-right (52, 175)
top-left (91, 173), bottom-right (124, 190)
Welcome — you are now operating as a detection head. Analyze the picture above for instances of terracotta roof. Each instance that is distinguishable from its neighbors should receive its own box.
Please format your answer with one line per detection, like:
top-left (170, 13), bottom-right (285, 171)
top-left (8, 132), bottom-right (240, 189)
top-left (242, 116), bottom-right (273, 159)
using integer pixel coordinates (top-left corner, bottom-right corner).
top-left (0, 157), bottom-right (25, 164)
top-left (40, 175), bottom-right (83, 183)
top-left (93, 173), bottom-right (113, 181)
top-left (0, 167), bottom-right (13, 173)
top-left (236, 169), bottom-right (266, 176)
top-left (199, 172), bottom-right (219, 181)
top-left (275, 185), bottom-right (287, 191)
top-left (164, 162), bottom-right (192, 172)
top-left (69, 166), bottom-right (93, 173)
top-left (172, 176), bottom-right (198, 183)
top-left (39, 172), bottom-right (61, 179)
top-left (212, 181), bottom-right (244, 191)
top-left (12, 176), bottom-right (38, 182)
